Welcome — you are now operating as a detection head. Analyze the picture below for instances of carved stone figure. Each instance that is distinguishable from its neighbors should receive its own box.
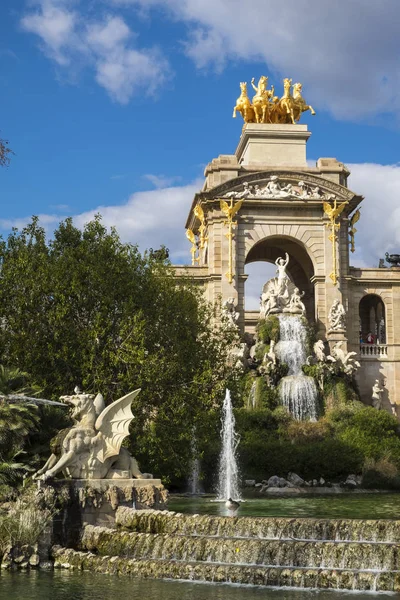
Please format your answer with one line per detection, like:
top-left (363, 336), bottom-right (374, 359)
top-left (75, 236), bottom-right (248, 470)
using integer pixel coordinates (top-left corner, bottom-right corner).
top-left (286, 287), bottom-right (306, 315)
top-left (265, 176), bottom-right (290, 197)
top-left (34, 390), bottom-right (146, 481)
top-left (328, 300), bottom-right (346, 331)
top-left (371, 380), bottom-right (384, 410)
top-left (232, 342), bottom-right (251, 370)
top-left (224, 181), bottom-right (253, 199)
top-left (260, 289), bottom-right (280, 318)
top-left (330, 341), bottom-right (360, 375)
top-left (313, 340), bottom-right (326, 362)
top-left (275, 252), bottom-right (289, 295)
top-left (222, 297), bottom-right (239, 328)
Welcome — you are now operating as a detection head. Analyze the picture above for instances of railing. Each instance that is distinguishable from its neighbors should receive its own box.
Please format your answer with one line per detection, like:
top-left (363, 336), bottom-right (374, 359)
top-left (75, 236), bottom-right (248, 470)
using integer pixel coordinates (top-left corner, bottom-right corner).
top-left (360, 344), bottom-right (388, 357)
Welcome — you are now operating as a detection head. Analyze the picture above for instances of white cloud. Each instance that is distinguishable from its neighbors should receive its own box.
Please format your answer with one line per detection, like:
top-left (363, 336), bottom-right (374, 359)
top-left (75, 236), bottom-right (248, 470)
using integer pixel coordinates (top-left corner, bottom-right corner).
top-left (0, 180), bottom-right (201, 262)
top-left (347, 163), bottom-right (400, 267)
top-left (2, 163), bottom-right (400, 276)
top-left (143, 174), bottom-right (182, 188)
top-left (109, 0), bottom-right (400, 119)
top-left (21, 2), bottom-right (171, 103)
top-left (21, 1), bottom-right (79, 66)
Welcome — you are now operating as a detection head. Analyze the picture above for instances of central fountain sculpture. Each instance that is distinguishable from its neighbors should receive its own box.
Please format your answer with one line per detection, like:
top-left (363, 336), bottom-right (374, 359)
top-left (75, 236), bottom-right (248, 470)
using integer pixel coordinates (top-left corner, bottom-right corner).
top-left (241, 252), bottom-right (359, 421)
top-left (254, 253), bottom-right (319, 420)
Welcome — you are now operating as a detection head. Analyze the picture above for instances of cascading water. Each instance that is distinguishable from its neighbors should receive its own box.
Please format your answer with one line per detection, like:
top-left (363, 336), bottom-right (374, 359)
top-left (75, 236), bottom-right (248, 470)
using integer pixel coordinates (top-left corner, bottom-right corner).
top-left (217, 389), bottom-right (241, 500)
top-left (275, 315), bottom-right (318, 421)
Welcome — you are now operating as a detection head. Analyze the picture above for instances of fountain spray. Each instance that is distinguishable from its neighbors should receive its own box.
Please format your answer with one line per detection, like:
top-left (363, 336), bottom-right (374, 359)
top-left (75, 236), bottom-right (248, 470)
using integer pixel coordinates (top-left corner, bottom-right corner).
top-left (217, 389), bottom-right (241, 501)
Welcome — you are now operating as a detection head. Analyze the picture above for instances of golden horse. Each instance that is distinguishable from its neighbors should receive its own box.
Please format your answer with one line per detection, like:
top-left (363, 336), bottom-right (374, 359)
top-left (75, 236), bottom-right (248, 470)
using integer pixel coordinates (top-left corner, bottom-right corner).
top-left (292, 83), bottom-right (316, 121)
top-left (278, 78), bottom-right (296, 124)
top-left (232, 82), bottom-right (255, 123)
top-left (251, 76), bottom-right (274, 123)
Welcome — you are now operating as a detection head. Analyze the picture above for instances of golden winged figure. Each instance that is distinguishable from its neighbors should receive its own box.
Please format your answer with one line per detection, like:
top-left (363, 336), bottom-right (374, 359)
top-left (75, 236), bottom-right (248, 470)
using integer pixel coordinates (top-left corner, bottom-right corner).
top-left (186, 228), bottom-right (196, 244)
top-left (349, 209), bottom-right (361, 253)
top-left (322, 199), bottom-right (348, 221)
top-left (350, 209), bottom-right (361, 227)
top-left (220, 199), bottom-right (243, 221)
top-left (194, 204), bottom-right (205, 222)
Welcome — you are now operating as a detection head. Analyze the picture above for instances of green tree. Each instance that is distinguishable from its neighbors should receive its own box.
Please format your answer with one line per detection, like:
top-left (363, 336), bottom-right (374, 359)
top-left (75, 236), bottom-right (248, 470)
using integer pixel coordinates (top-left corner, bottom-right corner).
top-left (0, 134), bottom-right (13, 167)
top-left (0, 216), bottom-right (237, 486)
top-left (0, 366), bottom-right (39, 487)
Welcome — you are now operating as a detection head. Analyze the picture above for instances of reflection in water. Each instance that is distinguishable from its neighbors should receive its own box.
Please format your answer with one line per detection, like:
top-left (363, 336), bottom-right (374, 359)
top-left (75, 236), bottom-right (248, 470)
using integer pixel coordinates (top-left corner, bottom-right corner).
top-left (169, 494), bottom-right (400, 520)
top-left (0, 572), bottom-right (395, 600)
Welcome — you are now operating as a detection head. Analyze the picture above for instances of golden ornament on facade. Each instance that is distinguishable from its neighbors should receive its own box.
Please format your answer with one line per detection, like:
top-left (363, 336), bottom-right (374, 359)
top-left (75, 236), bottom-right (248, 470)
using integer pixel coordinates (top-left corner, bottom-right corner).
top-left (323, 199), bottom-right (348, 285)
top-left (349, 209), bottom-right (361, 254)
top-left (193, 203), bottom-right (208, 250)
top-left (233, 76), bottom-right (315, 125)
top-left (220, 198), bottom-right (243, 284)
top-left (185, 228), bottom-right (200, 265)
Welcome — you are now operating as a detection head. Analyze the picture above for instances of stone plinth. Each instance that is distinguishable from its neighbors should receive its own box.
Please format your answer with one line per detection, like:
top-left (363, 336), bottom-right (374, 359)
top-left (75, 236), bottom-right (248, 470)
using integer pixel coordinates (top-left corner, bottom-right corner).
top-left (235, 123), bottom-right (311, 167)
top-left (51, 479), bottom-right (168, 546)
top-left (327, 329), bottom-right (347, 352)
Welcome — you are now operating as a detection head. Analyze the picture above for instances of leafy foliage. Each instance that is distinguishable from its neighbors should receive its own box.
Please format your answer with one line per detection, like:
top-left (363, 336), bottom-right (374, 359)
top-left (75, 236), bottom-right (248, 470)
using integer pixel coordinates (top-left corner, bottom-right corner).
top-left (257, 316), bottom-right (280, 344)
top-left (0, 134), bottom-right (13, 168)
top-left (0, 399), bottom-right (38, 486)
top-left (0, 216), bottom-right (235, 486)
top-left (362, 454), bottom-right (400, 490)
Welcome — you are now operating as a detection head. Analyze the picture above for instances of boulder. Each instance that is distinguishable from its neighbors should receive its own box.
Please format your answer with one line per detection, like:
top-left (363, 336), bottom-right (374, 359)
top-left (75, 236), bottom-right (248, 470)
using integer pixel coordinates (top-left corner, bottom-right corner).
top-left (267, 475), bottom-right (280, 487)
top-left (319, 477), bottom-right (326, 486)
top-left (278, 478), bottom-right (289, 488)
top-left (344, 474), bottom-right (358, 488)
top-left (244, 480), bottom-right (256, 487)
top-left (287, 472), bottom-right (305, 487)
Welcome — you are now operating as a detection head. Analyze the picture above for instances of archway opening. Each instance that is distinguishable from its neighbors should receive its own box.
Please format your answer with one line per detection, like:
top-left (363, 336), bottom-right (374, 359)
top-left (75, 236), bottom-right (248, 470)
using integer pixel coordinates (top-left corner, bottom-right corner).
top-left (359, 294), bottom-right (386, 344)
top-left (244, 236), bottom-right (315, 319)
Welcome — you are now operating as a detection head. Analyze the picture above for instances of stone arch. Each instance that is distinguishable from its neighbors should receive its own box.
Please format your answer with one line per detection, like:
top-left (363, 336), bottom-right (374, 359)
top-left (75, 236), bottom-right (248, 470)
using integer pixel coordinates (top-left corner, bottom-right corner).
top-left (359, 293), bottom-right (386, 344)
top-left (244, 234), bottom-right (316, 319)
top-left (243, 223), bottom-right (324, 277)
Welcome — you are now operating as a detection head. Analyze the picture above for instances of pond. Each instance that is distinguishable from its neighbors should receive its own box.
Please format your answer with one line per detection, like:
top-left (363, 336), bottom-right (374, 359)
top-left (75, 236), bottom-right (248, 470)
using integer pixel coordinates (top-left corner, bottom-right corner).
top-left (168, 493), bottom-right (400, 520)
top-left (0, 571), bottom-right (396, 600)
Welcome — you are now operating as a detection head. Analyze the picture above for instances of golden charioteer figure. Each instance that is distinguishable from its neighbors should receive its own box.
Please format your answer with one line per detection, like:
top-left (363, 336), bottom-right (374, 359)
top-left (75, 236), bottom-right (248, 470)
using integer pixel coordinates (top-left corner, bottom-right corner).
top-left (233, 76), bottom-right (315, 124)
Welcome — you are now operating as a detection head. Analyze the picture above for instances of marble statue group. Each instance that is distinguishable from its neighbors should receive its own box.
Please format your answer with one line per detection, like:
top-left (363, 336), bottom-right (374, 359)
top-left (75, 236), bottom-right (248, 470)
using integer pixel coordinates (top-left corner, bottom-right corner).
top-left (260, 253), bottom-right (306, 318)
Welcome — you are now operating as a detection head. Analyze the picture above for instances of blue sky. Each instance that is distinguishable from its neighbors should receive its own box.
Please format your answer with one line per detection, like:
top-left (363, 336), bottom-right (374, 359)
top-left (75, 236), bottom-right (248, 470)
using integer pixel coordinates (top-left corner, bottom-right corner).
top-left (1, 0), bottom-right (400, 307)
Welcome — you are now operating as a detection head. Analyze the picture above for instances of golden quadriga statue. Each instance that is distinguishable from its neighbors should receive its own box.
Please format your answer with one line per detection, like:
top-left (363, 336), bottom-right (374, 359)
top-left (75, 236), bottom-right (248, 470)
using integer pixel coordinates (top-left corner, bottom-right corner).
top-left (233, 76), bottom-right (315, 124)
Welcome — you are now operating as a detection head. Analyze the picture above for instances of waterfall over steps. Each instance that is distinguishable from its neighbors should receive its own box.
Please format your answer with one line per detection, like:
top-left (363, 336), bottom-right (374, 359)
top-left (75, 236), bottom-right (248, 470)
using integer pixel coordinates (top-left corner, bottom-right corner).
top-left (53, 511), bottom-right (400, 592)
top-left (275, 315), bottom-right (318, 420)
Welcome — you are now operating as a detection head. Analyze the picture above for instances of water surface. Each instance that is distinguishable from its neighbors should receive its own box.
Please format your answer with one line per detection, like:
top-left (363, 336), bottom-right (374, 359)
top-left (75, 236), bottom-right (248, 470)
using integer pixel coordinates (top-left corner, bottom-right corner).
top-left (169, 493), bottom-right (400, 520)
top-left (0, 571), bottom-right (396, 600)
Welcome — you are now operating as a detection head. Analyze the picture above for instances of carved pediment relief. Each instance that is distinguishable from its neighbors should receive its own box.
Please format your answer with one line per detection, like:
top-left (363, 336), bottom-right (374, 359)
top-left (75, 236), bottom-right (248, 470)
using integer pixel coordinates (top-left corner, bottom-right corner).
top-left (202, 170), bottom-right (356, 203)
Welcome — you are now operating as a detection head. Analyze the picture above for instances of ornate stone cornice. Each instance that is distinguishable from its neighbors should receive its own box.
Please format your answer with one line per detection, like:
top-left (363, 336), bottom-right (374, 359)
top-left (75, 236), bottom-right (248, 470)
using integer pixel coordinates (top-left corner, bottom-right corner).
top-left (186, 169), bottom-right (363, 229)
top-left (204, 170), bottom-right (355, 200)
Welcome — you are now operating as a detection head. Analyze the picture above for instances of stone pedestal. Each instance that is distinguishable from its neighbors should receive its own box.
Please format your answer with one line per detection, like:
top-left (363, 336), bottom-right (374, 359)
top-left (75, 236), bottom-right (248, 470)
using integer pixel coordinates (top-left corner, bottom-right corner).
top-left (235, 123), bottom-right (311, 167)
top-left (51, 479), bottom-right (168, 546)
top-left (327, 329), bottom-right (347, 352)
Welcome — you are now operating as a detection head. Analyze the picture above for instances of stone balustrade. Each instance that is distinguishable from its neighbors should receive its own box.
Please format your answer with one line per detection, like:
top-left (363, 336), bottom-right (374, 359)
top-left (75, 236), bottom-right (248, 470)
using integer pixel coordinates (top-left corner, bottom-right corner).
top-left (360, 344), bottom-right (388, 357)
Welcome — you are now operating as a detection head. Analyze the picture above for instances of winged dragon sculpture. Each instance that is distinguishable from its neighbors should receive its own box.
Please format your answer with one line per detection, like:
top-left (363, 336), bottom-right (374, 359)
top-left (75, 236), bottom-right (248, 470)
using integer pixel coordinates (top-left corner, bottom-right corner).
top-left (34, 389), bottom-right (145, 481)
